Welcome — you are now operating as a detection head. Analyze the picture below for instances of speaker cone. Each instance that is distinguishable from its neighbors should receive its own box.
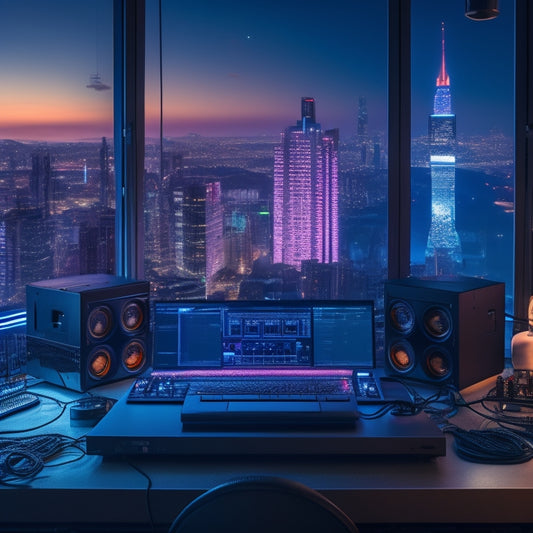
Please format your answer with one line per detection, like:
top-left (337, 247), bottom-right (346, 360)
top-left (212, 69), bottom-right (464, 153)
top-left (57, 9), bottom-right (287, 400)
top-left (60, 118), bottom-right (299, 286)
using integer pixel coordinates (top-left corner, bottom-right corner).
top-left (423, 307), bottom-right (452, 340)
top-left (389, 300), bottom-right (415, 334)
top-left (122, 340), bottom-right (146, 372)
top-left (88, 347), bottom-right (113, 378)
top-left (424, 347), bottom-right (452, 380)
top-left (121, 300), bottom-right (145, 332)
top-left (388, 341), bottom-right (415, 373)
top-left (88, 306), bottom-right (113, 339)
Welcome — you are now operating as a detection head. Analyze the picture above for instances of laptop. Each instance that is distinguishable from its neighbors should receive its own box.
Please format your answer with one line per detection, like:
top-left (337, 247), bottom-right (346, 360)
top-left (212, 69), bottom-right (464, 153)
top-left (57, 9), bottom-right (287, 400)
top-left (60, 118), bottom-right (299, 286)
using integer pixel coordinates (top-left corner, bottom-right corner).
top-left (134, 300), bottom-right (378, 429)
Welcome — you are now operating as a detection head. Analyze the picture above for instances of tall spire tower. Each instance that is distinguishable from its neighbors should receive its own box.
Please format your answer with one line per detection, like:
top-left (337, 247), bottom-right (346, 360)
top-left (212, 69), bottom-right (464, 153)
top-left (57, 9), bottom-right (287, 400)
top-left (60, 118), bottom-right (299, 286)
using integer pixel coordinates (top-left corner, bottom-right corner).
top-left (425, 23), bottom-right (462, 277)
top-left (436, 22), bottom-right (450, 89)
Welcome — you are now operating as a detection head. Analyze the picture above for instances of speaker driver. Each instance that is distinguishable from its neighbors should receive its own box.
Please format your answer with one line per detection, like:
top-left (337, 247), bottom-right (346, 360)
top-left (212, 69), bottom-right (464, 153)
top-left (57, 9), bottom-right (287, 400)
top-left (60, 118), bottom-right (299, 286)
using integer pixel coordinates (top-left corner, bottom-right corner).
top-left (122, 340), bottom-right (146, 372)
top-left (389, 300), bottom-right (415, 334)
top-left (423, 307), bottom-right (452, 340)
top-left (388, 341), bottom-right (415, 373)
top-left (121, 300), bottom-right (145, 332)
top-left (424, 347), bottom-right (452, 380)
top-left (88, 306), bottom-right (113, 339)
top-left (88, 347), bottom-right (113, 379)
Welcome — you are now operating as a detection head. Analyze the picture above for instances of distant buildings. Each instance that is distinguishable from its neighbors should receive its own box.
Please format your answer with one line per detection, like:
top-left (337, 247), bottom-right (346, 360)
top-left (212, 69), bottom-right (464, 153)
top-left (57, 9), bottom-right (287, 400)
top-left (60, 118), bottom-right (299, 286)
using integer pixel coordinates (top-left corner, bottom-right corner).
top-left (273, 97), bottom-right (339, 271)
top-left (425, 24), bottom-right (463, 276)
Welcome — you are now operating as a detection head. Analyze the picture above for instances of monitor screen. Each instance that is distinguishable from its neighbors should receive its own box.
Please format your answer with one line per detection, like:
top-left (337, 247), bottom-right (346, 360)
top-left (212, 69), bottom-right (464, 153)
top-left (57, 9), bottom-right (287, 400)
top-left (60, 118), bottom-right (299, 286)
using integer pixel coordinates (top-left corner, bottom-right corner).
top-left (152, 300), bottom-right (375, 370)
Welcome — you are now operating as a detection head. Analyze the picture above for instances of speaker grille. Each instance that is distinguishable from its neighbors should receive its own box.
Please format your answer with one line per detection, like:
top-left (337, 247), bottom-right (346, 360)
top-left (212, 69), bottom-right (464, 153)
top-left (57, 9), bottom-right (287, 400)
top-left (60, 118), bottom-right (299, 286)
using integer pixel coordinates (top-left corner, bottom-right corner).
top-left (423, 346), bottom-right (452, 380)
top-left (122, 339), bottom-right (146, 372)
top-left (88, 306), bottom-right (113, 339)
top-left (87, 347), bottom-right (113, 379)
top-left (423, 307), bottom-right (452, 340)
top-left (121, 300), bottom-right (145, 332)
top-left (389, 301), bottom-right (415, 335)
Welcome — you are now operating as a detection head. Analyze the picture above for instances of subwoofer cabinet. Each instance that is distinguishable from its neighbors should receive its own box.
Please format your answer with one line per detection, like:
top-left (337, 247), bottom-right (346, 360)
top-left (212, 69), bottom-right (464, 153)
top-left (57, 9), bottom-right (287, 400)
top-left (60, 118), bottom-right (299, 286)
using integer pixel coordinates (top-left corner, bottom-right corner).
top-left (26, 274), bottom-right (150, 391)
top-left (384, 277), bottom-right (505, 390)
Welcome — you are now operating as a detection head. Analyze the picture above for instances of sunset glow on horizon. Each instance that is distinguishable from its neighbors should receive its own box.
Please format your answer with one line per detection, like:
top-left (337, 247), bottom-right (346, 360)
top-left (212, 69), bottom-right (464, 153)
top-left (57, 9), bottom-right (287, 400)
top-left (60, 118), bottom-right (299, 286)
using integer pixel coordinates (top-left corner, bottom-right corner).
top-left (0, 0), bottom-right (514, 143)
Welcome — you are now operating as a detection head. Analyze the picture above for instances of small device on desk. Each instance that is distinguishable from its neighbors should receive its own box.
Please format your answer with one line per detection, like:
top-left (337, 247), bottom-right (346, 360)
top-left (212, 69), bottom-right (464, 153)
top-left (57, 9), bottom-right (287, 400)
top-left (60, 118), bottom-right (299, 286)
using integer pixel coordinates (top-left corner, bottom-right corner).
top-left (494, 371), bottom-right (533, 404)
top-left (70, 396), bottom-right (116, 427)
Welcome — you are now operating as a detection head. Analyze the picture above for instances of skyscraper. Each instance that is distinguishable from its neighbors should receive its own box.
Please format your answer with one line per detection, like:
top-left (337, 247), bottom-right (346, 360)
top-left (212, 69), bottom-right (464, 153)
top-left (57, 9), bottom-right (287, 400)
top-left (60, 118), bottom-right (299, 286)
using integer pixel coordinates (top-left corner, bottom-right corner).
top-left (357, 96), bottom-right (369, 165)
top-left (99, 137), bottom-right (111, 209)
top-left (425, 24), bottom-right (462, 276)
top-left (172, 181), bottom-right (224, 297)
top-left (30, 151), bottom-right (51, 216)
top-left (273, 97), bottom-right (339, 270)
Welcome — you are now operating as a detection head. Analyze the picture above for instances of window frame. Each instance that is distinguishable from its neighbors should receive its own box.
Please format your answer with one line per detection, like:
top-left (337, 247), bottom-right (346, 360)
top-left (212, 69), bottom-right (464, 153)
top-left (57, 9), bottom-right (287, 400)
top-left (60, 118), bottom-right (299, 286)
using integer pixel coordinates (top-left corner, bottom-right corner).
top-left (114, 0), bottom-right (145, 280)
top-left (514, 0), bottom-right (533, 327)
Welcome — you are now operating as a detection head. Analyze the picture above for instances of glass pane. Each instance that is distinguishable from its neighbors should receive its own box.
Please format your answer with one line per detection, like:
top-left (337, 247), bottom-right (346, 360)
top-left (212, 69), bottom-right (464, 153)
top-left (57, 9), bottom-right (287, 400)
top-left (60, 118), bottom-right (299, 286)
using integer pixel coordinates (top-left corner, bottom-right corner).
top-left (410, 1), bottom-right (514, 307)
top-left (0, 0), bottom-right (115, 310)
top-left (145, 1), bottom-right (388, 314)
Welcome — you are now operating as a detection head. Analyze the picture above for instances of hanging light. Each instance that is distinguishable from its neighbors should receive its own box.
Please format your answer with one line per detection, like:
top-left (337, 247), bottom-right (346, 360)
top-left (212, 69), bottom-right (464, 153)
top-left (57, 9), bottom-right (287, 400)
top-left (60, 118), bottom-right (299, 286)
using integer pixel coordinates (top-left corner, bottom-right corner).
top-left (465, 0), bottom-right (499, 20)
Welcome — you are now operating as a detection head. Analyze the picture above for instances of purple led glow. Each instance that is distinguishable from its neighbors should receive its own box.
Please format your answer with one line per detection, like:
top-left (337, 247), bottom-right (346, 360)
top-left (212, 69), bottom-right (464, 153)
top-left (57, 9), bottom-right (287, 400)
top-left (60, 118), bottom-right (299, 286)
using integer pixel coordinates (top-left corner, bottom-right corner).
top-left (152, 368), bottom-right (353, 378)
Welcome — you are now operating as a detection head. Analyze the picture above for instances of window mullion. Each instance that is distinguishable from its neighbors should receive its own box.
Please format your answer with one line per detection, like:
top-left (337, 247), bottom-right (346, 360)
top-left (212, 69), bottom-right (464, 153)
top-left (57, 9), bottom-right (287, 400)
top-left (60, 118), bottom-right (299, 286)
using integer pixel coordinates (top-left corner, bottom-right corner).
top-left (114, 0), bottom-right (145, 279)
top-left (388, 0), bottom-right (411, 279)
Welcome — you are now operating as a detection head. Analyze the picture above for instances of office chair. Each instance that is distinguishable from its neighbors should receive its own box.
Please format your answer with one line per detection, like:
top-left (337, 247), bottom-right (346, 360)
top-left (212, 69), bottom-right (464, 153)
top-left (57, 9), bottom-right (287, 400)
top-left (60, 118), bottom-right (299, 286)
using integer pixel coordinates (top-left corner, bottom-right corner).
top-left (168, 475), bottom-right (359, 533)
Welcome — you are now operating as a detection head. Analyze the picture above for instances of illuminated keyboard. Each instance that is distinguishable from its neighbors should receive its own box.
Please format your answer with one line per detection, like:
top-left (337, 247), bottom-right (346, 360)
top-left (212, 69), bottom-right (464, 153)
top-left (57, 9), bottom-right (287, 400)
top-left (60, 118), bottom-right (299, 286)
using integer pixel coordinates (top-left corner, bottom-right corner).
top-left (127, 374), bottom-right (382, 403)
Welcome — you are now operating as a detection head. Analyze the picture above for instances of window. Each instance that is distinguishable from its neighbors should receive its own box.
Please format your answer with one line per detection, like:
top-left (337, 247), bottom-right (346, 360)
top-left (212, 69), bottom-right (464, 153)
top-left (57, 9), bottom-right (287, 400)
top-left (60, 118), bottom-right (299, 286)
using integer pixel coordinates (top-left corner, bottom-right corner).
top-left (144, 0), bottom-right (388, 310)
top-left (0, 0), bottom-right (115, 310)
top-left (410, 0), bottom-right (515, 316)
top-left (0, 1), bottom-right (524, 366)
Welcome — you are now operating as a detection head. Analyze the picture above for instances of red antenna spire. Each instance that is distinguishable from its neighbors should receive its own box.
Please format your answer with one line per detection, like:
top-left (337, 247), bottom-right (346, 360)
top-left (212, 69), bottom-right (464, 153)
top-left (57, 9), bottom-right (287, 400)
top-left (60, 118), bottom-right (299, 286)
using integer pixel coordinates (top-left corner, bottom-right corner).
top-left (436, 22), bottom-right (450, 87)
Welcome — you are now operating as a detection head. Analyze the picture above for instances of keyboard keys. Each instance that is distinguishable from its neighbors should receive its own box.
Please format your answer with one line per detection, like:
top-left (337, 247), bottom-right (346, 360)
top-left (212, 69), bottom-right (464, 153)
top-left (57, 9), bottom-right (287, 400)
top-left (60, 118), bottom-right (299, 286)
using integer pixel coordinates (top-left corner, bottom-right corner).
top-left (127, 375), bottom-right (361, 404)
top-left (0, 392), bottom-right (40, 419)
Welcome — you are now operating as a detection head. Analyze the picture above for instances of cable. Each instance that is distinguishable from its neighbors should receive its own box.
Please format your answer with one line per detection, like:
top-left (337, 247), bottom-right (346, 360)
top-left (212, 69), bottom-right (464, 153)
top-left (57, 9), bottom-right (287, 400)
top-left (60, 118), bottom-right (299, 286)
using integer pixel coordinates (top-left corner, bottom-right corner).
top-left (358, 381), bottom-right (457, 420)
top-left (441, 424), bottom-right (533, 464)
top-left (0, 433), bottom-right (86, 485)
top-left (126, 460), bottom-right (156, 533)
top-left (505, 312), bottom-right (529, 326)
top-left (0, 393), bottom-right (81, 435)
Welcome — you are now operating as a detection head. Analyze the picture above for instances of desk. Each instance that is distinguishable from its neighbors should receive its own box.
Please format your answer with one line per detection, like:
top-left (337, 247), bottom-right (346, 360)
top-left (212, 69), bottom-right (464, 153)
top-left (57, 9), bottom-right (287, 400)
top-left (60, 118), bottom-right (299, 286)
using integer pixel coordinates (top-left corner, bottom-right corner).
top-left (2, 376), bottom-right (533, 532)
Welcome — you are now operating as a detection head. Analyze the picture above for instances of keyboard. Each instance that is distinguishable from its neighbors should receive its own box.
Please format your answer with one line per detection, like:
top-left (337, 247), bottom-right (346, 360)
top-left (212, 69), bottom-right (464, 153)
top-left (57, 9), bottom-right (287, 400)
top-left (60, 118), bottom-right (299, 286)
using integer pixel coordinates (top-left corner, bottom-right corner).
top-left (0, 392), bottom-right (40, 420)
top-left (128, 373), bottom-right (383, 403)
top-left (188, 377), bottom-right (353, 400)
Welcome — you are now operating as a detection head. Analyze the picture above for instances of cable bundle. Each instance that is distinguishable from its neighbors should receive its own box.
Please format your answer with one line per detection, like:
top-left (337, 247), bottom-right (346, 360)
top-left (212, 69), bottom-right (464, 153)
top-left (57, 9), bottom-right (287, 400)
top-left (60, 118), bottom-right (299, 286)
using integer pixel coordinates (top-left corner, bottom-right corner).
top-left (442, 424), bottom-right (533, 464)
top-left (0, 433), bottom-right (84, 484)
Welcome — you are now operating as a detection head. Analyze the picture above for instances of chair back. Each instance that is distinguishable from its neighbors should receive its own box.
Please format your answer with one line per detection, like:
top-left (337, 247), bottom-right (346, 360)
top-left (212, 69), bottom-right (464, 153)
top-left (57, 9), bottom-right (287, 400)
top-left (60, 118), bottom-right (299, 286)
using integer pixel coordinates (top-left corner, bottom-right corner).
top-left (168, 475), bottom-right (359, 533)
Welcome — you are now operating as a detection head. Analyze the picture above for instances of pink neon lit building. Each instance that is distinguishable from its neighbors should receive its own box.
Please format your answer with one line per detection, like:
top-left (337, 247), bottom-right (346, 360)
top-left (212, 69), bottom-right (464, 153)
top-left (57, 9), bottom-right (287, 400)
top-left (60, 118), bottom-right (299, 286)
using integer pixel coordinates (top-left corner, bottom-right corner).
top-left (273, 98), bottom-right (339, 270)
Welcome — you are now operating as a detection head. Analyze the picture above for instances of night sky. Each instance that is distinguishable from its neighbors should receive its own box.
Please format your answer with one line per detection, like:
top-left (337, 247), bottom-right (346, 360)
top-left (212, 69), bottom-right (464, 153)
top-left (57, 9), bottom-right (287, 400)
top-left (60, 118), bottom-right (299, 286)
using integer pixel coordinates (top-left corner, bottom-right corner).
top-left (0, 0), bottom-right (514, 142)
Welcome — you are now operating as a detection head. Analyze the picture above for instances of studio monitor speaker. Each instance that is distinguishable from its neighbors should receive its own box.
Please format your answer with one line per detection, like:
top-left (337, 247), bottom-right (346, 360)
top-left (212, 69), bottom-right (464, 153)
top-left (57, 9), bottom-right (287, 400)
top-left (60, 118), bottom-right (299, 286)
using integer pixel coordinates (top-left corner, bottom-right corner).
top-left (384, 277), bottom-right (504, 390)
top-left (26, 274), bottom-right (150, 392)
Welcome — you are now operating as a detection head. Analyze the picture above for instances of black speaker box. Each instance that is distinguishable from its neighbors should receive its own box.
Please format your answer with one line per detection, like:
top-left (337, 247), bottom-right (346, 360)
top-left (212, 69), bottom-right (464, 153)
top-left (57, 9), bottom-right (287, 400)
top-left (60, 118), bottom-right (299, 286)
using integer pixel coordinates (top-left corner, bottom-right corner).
top-left (384, 277), bottom-right (505, 390)
top-left (26, 274), bottom-right (150, 392)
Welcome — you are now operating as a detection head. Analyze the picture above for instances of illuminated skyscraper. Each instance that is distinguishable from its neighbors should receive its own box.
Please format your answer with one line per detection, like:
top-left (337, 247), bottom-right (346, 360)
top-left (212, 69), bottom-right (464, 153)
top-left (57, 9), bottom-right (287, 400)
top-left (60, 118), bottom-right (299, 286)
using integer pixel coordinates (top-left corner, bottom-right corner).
top-left (425, 24), bottom-right (462, 276)
top-left (99, 137), bottom-right (111, 209)
top-left (273, 98), bottom-right (339, 270)
top-left (173, 181), bottom-right (224, 297)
